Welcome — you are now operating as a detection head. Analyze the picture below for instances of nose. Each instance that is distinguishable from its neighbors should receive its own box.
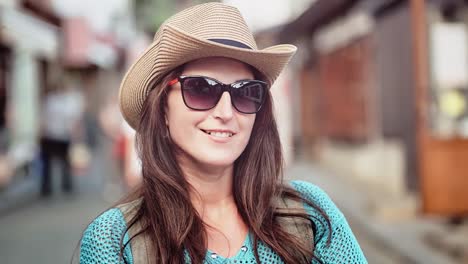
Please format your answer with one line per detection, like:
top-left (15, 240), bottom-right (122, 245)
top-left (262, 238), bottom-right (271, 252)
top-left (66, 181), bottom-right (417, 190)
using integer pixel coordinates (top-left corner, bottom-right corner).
top-left (212, 92), bottom-right (234, 121)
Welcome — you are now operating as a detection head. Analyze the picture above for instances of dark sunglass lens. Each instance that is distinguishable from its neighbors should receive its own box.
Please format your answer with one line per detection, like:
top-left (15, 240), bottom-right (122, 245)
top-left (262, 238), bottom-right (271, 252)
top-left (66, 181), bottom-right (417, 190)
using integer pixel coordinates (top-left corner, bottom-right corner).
top-left (182, 77), bottom-right (221, 110)
top-left (231, 81), bottom-right (266, 113)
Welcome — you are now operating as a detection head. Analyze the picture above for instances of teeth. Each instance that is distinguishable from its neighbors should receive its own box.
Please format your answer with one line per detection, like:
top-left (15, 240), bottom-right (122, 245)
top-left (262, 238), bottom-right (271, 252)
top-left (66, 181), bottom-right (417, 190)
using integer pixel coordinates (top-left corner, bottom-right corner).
top-left (206, 131), bottom-right (233, 138)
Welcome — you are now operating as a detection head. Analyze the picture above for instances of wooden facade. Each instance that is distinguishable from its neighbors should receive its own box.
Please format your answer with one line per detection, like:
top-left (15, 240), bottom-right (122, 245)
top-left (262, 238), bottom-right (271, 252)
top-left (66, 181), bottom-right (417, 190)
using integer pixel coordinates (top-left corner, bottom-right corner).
top-left (411, 0), bottom-right (468, 216)
top-left (281, 0), bottom-right (468, 216)
top-left (318, 36), bottom-right (373, 142)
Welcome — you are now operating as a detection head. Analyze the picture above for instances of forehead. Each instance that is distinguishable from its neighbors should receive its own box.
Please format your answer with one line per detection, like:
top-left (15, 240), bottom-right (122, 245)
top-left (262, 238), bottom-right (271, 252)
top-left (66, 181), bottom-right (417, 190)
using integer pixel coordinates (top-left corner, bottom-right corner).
top-left (182, 57), bottom-right (254, 83)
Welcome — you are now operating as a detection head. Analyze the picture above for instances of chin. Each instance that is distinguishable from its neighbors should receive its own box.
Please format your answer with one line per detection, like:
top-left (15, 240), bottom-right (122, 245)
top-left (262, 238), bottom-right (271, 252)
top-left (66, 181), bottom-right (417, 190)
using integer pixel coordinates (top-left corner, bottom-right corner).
top-left (197, 156), bottom-right (237, 167)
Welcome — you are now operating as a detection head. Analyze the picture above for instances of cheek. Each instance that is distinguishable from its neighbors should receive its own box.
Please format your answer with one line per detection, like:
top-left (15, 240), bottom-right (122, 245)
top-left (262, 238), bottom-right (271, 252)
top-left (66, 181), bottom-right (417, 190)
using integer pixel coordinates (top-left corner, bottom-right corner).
top-left (166, 92), bottom-right (206, 140)
top-left (240, 115), bottom-right (256, 142)
top-left (166, 93), bottom-right (186, 137)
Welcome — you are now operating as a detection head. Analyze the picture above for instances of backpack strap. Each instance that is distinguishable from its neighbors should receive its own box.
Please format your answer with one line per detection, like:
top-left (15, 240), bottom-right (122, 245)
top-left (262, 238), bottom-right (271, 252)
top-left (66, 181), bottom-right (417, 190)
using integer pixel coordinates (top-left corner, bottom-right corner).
top-left (277, 196), bottom-right (315, 254)
top-left (117, 199), bottom-right (155, 264)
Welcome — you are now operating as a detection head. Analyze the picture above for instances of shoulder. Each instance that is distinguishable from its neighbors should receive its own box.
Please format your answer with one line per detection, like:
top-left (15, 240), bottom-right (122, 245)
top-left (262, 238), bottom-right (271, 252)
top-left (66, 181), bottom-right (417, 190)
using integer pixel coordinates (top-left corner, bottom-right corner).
top-left (80, 208), bottom-right (132, 263)
top-left (290, 180), bottom-right (338, 212)
top-left (289, 180), bottom-right (344, 220)
top-left (289, 180), bottom-right (328, 199)
top-left (289, 180), bottom-right (368, 263)
top-left (83, 208), bottom-right (128, 238)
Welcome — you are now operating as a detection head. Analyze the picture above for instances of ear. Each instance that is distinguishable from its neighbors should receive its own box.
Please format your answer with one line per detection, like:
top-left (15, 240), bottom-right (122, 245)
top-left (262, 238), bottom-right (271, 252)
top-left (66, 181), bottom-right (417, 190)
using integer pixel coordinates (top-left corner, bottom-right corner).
top-left (164, 110), bottom-right (169, 126)
top-left (164, 103), bottom-right (169, 126)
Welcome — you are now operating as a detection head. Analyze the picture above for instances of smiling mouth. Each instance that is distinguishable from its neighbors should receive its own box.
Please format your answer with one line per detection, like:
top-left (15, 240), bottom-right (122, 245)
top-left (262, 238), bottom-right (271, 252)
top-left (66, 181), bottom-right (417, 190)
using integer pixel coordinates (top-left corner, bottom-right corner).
top-left (201, 129), bottom-right (234, 138)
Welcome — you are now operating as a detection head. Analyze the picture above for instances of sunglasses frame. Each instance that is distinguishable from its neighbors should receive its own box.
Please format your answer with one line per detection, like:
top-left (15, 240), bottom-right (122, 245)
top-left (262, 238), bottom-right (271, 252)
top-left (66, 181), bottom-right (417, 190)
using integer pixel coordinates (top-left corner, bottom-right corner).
top-left (168, 75), bottom-right (269, 114)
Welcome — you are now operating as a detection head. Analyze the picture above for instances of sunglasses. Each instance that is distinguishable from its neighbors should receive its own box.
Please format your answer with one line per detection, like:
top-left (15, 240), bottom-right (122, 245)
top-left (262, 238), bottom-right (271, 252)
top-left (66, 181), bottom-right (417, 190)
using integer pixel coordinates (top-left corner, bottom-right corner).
top-left (168, 75), bottom-right (268, 114)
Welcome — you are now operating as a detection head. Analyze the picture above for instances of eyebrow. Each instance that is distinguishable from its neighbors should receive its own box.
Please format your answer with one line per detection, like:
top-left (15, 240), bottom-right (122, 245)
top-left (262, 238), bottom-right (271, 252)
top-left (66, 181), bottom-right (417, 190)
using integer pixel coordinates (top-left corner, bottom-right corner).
top-left (177, 75), bottom-right (256, 84)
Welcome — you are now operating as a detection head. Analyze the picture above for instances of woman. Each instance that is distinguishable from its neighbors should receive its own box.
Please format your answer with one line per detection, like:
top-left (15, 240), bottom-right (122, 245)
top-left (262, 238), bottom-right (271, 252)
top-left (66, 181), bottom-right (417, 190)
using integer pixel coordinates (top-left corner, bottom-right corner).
top-left (79, 2), bottom-right (367, 263)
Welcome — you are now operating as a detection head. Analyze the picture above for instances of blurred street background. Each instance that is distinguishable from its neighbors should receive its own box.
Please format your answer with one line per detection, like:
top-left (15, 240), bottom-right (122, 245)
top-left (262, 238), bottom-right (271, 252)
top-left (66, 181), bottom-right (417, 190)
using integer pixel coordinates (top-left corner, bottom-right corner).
top-left (0, 0), bottom-right (467, 263)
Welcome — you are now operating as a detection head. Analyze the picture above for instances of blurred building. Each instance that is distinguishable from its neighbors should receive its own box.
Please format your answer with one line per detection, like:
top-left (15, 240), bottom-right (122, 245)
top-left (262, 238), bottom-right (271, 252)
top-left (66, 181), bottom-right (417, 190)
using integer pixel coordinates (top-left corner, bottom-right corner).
top-left (0, 0), bottom-right (61, 208)
top-left (0, 0), bottom-right (149, 210)
top-left (278, 0), bottom-right (468, 217)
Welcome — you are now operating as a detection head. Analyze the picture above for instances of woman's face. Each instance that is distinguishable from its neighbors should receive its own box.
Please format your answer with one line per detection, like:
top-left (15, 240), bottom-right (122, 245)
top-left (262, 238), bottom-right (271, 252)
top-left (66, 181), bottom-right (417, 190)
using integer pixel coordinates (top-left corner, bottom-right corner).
top-left (166, 57), bottom-right (257, 168)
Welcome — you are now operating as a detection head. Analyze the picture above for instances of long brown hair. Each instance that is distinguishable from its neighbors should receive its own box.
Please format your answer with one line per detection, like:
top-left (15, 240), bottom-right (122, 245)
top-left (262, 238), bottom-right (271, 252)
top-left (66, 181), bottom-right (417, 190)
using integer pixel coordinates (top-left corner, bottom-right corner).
top-left (119, 64), bottom-right (331, 263)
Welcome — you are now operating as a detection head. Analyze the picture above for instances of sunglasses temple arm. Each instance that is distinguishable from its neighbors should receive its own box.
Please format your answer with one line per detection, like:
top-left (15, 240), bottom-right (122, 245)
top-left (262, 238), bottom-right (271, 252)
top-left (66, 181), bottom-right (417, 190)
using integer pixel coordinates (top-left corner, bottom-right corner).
top-left (168, 78), bottom-right (179, 86)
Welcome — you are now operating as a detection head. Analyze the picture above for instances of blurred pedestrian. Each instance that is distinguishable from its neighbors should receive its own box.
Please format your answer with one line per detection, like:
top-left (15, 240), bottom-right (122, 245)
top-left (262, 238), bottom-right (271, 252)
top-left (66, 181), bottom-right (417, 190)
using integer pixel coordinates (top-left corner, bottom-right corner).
top-left (79, 3), bottom-right (367, 263)
top-left (40, 79), bottom-right (84, 197)
top-left (98, 94), bottom-right (141, 198)
top-left (99, 93), bottom-right (142, 189)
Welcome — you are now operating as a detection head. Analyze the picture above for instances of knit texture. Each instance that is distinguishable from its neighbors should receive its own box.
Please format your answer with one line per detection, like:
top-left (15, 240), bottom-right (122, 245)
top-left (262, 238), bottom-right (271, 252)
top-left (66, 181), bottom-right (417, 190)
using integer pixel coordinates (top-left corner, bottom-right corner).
top-left (79, 180), bottom-right (367, 263)
top-left (80, 208), bottom-right (133, 264)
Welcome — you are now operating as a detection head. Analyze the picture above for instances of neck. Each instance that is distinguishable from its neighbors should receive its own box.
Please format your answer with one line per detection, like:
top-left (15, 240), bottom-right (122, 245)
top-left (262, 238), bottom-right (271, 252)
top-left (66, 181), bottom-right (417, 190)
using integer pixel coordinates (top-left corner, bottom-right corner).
top-left (177, 154), bottom-right (249, 256)
top-left (177, 155), bottom-right (236, 213)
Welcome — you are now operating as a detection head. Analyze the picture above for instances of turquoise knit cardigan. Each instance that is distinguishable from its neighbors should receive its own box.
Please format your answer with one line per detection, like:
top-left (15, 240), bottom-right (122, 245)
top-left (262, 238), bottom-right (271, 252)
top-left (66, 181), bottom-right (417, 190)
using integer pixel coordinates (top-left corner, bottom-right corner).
top-left (79, 180), bottom-right (367, 263)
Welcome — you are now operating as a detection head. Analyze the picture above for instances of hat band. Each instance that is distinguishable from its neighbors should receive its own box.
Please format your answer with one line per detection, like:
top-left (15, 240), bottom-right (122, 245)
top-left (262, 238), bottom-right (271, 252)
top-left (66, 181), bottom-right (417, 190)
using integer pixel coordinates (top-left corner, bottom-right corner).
top-left (208, 38), bottom-right (252, 49)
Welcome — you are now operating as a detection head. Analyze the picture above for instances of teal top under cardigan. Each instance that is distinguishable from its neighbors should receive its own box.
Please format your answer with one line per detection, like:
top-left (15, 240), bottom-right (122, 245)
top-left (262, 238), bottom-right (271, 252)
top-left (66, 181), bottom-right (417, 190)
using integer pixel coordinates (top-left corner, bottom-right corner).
top-left (79, 180), bottom-right (367, 263)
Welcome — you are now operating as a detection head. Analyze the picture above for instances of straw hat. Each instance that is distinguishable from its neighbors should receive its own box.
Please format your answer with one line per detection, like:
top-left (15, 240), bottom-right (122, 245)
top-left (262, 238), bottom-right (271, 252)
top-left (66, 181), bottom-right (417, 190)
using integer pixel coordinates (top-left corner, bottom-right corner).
top-left (119, 2), bottom-right (297, 129)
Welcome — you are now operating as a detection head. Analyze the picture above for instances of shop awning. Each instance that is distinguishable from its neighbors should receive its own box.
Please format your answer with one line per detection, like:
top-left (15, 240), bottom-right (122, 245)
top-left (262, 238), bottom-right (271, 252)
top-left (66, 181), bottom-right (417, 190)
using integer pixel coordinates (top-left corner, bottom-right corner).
top-left (0, 7), bottom-right (59, 59)
top-left (278, 0), bottom-right (358, 43)
top-left (62, 17), bottom-right (118, 69)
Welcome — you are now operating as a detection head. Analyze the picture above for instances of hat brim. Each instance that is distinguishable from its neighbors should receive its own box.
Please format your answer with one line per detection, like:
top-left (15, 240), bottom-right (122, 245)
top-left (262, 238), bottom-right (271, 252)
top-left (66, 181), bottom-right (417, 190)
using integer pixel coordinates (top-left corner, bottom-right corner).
top-left (119, 25), bottom-right (297, 129)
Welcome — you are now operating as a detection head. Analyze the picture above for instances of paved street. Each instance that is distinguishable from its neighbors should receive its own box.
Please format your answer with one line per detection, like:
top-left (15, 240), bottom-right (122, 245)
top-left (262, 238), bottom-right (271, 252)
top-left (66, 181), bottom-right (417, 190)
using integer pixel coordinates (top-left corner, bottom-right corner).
top-left (0, 139), bottom-right (124, 264)
top-left (0, 192), bottom-right (112, 263)
top-left (347, 214), bottom-right (412, 264)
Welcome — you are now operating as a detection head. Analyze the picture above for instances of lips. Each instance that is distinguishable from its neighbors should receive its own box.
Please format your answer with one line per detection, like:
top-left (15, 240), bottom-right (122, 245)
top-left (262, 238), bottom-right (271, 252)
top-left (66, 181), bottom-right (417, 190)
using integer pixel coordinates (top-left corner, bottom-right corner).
top-left (200, 129), bottom-right (235, 138)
